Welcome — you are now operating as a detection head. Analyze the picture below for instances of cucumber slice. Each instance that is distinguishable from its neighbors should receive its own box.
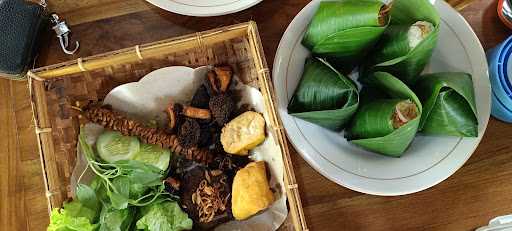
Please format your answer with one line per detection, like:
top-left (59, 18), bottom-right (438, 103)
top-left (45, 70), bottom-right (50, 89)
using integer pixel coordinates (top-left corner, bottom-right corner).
top-left (96, 131), bottom-right (140, 163)
top-left (133, 144), bottom-right (171, 171)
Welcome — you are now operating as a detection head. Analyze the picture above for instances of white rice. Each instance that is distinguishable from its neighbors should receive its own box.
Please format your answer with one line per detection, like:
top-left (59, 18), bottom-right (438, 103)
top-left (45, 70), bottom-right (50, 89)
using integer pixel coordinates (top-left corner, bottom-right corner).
top-left (408, 21), bottom-right (434, 49)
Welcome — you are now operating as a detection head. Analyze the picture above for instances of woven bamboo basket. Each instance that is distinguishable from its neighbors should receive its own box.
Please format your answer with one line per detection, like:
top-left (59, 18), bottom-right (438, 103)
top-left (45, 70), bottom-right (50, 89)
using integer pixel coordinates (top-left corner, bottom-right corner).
top-left (28, 21), bottom-right (307, 231)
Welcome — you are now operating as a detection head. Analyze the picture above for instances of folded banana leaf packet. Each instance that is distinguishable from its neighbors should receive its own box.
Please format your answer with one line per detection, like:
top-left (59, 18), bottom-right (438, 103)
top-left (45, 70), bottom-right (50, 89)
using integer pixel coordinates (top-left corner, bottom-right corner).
top-left (347, 72), bottom-right (422, 157)
top-left (414, 72), bottom-right (479, 137)
top-left (302, 0), bottom-right (390, 73)
top-left (288, 58), bottom-right (359, 131)
top-left (362, 0), bottom-right (440, 85)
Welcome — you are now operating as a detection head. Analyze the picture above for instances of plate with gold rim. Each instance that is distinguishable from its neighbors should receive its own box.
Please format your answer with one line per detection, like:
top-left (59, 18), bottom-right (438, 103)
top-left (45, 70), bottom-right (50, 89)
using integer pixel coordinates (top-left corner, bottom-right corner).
top-left (272, 0), bottom-right (491, 196)
top-left (145, 0), bottom-right (263, 17)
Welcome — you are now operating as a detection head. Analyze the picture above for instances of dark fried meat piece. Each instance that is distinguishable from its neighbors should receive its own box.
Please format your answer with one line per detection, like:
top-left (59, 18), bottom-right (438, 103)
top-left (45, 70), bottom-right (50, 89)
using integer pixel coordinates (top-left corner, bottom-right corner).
top-left (180, 166), bottom-right (232, 230)
top-left (181, 167), bottom-right (203, 221)
top-left (209, 94), bottom-right (235, 126)
top-left (198, 126), bottom-right (212, 148)
top-left (210, 132), bottom-right (224, 155)
top-left (197, 123), bottom-right (220, 148)
top-left (191, 85), bottom-right (211, 109)
top-left (178, 119), bottom-right (201, 149)
top-left (210, 154), bottom-right (251, 179)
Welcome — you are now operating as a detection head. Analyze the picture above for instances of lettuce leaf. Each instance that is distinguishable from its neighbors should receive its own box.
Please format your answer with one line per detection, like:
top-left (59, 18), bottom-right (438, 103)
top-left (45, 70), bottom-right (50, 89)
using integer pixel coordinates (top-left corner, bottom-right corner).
top-left (47, 205), bottom-right (98, 231)
top-left (136, 201), bottom-right (192, 231)
top-left (98, 205), bottom-right (136, 231)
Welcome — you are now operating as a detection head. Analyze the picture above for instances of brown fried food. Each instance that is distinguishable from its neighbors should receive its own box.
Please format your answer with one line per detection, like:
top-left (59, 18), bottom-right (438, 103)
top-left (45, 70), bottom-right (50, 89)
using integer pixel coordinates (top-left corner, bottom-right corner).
top-left (183, 106), bottom-right (211, 120)
top-left (178, 119), bottom-right (201, 149)
top-left (232, 161), bottom-right (274, 220)
top-left (167, 102), bottom-right (184, 131)
top-left (209, 94), bottom-right (235, 126)
top-left (213, 66), bottom-right (233, 93)
top-left (164, 177), bottom-right (181, 194)
top-left (181, 166), bottom-right (232, 230)
top-left (207, 66), bottom-right (233, 94)
top-left (191, 85), bottom-right (211, 109)
top-left (167, 101), bottom-right (211, 131)
top-left (193, 176), bottom-right (230, 223)
top-left (197, 123), bottom-right (219, 148)
top-left (220, 111), bottom-right (266, 155)
top-left (83, 105), bottom-right (213, 164)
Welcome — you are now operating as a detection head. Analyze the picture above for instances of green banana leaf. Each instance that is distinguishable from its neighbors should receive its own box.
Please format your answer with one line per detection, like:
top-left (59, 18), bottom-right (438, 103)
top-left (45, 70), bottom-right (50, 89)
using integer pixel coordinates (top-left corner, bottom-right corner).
top-left (348, 99), bottom-right (404, 139)
top-left (363, 0), bottom-right (440, 85)
top-left (302, 0), bottom-right (389, 72)
top-left (347, 72), bottom-right (422, 157)
top-left (288, 58), bottom-right (359, 131)
top-left (414, 72), bottom-right (478, 137)
top-left (358, 86), bottom-right (387, 105)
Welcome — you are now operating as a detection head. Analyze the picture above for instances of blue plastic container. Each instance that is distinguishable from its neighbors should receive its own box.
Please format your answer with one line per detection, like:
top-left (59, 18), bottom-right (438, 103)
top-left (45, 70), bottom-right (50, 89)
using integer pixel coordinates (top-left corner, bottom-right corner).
top-left (487, 35), bottom-right (512, 123)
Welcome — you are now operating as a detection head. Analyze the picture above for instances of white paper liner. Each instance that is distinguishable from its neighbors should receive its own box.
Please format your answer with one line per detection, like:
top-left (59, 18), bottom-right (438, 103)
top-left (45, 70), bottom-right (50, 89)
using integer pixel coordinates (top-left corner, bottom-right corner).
top-left (70, 66), bottom-right (287, 231)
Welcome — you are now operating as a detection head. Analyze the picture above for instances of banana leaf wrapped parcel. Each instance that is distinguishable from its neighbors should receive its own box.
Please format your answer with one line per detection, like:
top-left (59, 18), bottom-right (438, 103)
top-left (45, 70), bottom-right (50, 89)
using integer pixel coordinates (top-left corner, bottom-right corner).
top-left (302, 0), bottom-right (390, 72)
top-left (288, 58), bottom-right (359, 131)
top-left (363, 0), bottom-right (440, 85)
top-left (414, 72), bottom-right (478, 137)
top-left (347, 72), bottom-right (422, 157)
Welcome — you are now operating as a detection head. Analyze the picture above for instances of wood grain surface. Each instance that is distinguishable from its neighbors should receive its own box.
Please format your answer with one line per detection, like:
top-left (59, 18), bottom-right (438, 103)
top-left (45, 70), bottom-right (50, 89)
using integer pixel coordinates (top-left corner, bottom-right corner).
top-left (1, 0), bottom-right (511, 230)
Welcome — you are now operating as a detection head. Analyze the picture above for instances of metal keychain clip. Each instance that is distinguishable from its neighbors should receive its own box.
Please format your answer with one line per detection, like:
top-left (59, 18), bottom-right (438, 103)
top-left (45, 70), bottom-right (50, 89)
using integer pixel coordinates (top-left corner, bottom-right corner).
top-left (50, 14), bottom-right (79, 55)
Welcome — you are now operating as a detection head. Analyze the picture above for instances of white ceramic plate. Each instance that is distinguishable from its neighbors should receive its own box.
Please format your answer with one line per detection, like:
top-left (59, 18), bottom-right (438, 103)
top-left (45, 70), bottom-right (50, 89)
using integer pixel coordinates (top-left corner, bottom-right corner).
top-left (145, 0), bottom-right (263, 17)
top-left (273, 0), bottom-right (491, 196)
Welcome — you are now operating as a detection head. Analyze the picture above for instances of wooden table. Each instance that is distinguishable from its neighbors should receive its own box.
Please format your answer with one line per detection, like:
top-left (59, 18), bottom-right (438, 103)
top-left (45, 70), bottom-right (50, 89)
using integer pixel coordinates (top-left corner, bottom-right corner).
top-left (1, 0), bottom-right (511, 230)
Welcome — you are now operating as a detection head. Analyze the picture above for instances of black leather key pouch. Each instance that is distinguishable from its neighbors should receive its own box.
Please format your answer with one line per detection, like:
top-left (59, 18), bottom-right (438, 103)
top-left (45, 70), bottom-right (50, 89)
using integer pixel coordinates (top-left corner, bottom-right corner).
top-left (0, 0), bottom-right (48, 80)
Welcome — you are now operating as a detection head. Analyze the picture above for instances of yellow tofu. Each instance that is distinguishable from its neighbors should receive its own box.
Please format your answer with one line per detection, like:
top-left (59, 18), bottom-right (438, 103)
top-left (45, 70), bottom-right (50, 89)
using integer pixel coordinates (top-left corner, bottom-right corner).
top-left (221, 111), bottom-right (266, 155)
top-left (232, 161), bottom-right (274, 220)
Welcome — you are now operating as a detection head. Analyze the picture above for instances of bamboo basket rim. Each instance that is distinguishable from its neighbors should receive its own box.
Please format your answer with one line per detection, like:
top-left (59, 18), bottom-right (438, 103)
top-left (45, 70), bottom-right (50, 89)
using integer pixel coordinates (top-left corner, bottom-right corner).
top-left (29, 21), bottom-right (308, 231)
top-left (29, 23), bottom-right (250, 79)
